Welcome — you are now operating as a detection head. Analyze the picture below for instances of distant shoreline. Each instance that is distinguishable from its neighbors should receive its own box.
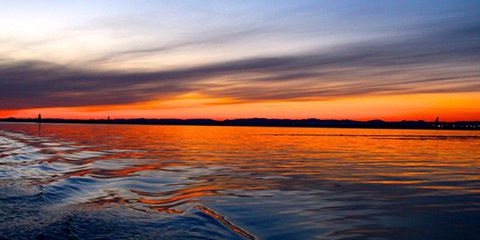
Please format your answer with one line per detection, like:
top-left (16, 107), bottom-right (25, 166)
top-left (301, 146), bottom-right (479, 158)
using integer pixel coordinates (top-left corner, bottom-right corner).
top-left (1, 118), bottom-right (479, 130)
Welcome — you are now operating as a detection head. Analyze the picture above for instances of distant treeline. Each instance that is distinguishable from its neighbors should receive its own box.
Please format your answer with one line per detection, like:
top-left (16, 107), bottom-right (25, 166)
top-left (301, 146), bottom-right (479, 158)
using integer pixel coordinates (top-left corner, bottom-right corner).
top-left (1, 117), bottom-right (479, 130)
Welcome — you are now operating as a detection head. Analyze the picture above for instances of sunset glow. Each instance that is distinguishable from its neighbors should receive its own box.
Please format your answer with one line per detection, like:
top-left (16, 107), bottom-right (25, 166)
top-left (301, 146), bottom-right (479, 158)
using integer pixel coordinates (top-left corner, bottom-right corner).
top-left (2, 92), bottom-right (479, 121)
top-left (1, 2), bottom-right (480, 238)
top-left (0, 1), bottom-right (479, 121)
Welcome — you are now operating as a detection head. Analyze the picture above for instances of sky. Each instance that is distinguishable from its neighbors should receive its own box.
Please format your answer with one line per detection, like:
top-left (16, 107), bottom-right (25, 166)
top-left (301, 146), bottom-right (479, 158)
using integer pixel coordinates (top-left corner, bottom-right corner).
top-left (0, 0), bottom-right (479, 121)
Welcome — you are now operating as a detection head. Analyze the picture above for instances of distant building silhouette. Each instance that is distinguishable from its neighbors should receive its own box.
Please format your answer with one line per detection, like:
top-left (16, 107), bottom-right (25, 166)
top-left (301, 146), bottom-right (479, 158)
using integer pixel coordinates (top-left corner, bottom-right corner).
top-left (38, 114), bottom-right (42, 123)
top-left (434, 116), bottom-right (441, 128)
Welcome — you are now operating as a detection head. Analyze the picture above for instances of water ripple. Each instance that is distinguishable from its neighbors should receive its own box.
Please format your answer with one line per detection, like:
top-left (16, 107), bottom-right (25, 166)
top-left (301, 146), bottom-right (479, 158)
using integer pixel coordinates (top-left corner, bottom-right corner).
top-left (0, 124), bottom-right (479, 239)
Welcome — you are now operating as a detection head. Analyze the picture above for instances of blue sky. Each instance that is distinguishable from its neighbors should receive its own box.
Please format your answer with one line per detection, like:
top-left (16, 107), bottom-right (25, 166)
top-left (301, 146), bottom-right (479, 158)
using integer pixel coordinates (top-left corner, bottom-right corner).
top-left (2, 0), bottom-right (477, 68)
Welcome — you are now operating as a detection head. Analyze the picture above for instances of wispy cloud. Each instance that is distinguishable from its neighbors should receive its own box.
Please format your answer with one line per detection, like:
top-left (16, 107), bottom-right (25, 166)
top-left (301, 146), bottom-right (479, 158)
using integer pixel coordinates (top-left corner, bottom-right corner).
top-left (86, 25), bottom-right (268, 65)
top-left (0, 15), bottom-right (479, 110)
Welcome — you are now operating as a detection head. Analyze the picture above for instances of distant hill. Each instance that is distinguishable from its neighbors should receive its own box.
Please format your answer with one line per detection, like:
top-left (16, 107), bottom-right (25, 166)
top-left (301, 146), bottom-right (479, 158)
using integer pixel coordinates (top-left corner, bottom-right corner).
top-left (1, 117), bottom-right (479, 130)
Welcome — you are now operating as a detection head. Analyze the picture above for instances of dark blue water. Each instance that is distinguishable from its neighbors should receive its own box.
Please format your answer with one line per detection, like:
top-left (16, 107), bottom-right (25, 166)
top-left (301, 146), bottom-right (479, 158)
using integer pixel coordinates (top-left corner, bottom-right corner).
top-left (1, 123), bottom-right (479, 239)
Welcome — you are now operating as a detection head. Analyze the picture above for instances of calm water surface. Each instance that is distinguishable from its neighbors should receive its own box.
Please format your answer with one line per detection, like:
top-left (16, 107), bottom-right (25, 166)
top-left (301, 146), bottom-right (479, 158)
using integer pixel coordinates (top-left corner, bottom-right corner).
top-left (0, 123), bottom-right (479, 239)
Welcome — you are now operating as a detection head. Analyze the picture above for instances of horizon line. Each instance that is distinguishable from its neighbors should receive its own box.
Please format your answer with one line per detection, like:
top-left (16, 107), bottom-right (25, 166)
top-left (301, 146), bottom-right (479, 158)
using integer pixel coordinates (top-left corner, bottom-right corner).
top-left (2, 116), bottom-right (479, 123)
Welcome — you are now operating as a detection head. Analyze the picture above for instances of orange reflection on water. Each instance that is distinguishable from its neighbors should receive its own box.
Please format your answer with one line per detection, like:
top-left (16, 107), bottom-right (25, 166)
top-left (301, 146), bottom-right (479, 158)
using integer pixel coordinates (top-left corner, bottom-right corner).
top-left (0, 123), bottom-right (479, 238)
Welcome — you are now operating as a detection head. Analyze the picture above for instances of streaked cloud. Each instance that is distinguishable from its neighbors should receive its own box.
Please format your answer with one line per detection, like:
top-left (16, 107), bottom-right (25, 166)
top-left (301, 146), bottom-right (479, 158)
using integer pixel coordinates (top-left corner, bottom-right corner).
top-left (0, 1), bottom-right (478, 118)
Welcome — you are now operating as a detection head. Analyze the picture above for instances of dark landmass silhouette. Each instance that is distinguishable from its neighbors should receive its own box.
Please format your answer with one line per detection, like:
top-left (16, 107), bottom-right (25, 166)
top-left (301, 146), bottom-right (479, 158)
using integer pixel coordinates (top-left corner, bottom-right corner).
top-left (1, 117), bottom-right (479, 130)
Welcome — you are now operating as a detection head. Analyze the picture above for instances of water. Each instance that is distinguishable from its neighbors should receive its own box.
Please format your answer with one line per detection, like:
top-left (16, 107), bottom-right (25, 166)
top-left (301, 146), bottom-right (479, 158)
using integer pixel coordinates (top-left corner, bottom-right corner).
top-left (0, 123), bottom-right (479, 240)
